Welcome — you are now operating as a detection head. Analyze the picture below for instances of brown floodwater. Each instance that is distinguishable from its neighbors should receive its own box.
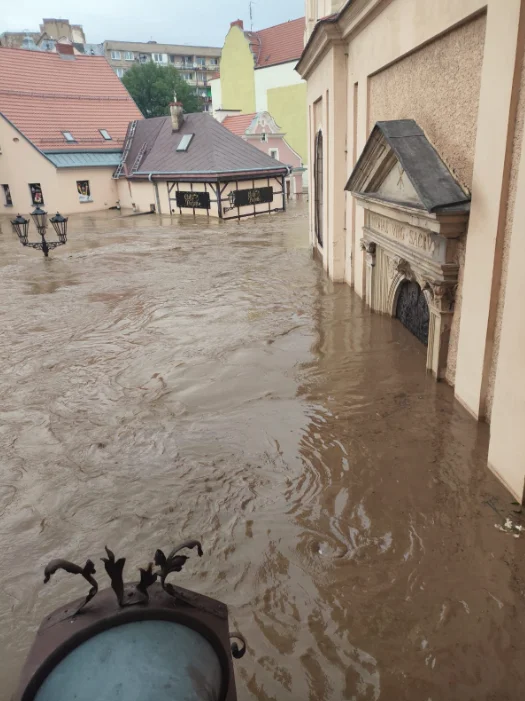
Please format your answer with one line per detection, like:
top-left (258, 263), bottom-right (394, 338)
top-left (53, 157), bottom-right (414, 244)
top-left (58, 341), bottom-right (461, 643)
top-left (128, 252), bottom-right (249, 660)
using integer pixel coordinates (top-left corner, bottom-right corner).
top-left (0, 202), bottom-right (524, 700)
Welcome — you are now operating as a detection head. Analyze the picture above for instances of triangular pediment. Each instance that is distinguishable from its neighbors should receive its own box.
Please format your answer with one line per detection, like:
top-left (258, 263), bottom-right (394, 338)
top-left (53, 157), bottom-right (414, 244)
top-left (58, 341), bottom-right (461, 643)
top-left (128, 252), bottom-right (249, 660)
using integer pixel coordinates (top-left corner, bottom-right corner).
top-left (345, 120), bottom-right (470, 213)
top-left (245, 111), bottom-right (282, 135)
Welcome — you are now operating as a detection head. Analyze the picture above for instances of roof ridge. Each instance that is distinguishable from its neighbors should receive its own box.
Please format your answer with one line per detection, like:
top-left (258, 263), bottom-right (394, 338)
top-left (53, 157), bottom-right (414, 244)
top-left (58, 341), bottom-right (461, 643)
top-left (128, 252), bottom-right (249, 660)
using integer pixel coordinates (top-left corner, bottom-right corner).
top-left (253, 16), bottom-right (304, 34)
top-left (0, 88), bottom-right (132, 102)
top-left (104, 40), bottom-right (221, 49)
top-left (0, 46), bottom-right (106, 58)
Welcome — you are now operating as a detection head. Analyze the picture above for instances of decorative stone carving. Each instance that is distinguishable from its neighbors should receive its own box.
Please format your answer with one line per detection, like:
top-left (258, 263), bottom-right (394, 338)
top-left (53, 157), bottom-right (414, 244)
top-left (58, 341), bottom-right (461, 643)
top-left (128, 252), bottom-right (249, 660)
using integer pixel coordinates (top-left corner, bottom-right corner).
top-left (426, 281), bottom-right (456, 313)
top-left (347, 119), bottom-right (471, 381)
top-left (394, 257), bottom-right (414, 281)
top-left (361, 240), bottom-right (376, 267)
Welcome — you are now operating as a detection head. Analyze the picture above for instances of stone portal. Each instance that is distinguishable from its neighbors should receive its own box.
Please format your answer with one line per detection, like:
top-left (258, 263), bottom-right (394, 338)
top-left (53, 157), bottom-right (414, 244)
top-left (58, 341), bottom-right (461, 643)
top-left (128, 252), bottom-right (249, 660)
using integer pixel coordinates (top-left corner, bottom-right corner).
top-left (347, 120), bottom-right (471, 379)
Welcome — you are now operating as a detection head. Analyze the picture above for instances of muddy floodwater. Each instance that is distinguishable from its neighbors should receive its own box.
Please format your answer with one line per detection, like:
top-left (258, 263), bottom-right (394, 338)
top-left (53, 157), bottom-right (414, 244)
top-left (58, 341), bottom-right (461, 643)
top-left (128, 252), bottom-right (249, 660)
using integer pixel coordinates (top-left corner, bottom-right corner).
top-left (0, 202), bottom-right (524, 700)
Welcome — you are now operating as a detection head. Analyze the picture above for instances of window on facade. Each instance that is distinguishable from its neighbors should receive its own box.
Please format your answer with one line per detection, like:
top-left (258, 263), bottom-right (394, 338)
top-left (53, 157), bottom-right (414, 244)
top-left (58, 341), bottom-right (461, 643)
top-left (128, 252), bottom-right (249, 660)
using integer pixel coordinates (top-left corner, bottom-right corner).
top-left (99, 129), bottom-right (112, 140)
top-left (182, 72), bottom-right (194, 82)
top-left (261, 133), bottom-right (268, 143)
top-left (314, 130), bottom-right (324, 247)
top-left (196, 57), bottom-right (206, 66)
top-left (62, 131), bottom-right (75, 142)
top-left (2, 184), bottom-right (13, 206)
top-left (269, 149), bottom-right (279, 159)
top-left (111, 50), bottom-right (121, 60)
top-left (115, 67), bottom-right (124, 78)
top-left (209, 58), bottom-right (218, 66)
top-left (152, 53), bottom-right (167, 63)
top-left (77, 180), bottom-right (92, 203)
top-left (124, 51), bottom-right (134, 60)
top-left (29, 183), bottom-right (44, 205)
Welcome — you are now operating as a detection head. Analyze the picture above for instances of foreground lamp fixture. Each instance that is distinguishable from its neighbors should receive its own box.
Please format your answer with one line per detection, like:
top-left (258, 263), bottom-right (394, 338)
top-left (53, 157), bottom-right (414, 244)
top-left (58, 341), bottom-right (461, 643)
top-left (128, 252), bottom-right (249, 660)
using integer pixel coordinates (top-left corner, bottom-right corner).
top-left (13, 540), bottom-right (245, 701)
top-left (11, 207), bottom-right (68, 257)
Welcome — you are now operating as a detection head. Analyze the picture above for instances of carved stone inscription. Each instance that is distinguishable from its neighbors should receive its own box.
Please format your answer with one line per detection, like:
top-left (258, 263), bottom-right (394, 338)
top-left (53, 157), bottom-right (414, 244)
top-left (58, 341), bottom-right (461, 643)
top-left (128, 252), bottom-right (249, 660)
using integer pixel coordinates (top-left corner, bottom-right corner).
top-left (368, 212), bottom-right (437, 258)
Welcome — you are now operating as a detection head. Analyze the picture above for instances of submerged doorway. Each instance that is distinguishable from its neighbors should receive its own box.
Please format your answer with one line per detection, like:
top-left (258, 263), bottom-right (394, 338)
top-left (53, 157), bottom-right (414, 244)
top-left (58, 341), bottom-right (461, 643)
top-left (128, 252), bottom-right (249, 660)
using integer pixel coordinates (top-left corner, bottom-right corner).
top-left (314, 131), bottom-right (323, 247)
top-left (396, 281), bottom-right (429, 345)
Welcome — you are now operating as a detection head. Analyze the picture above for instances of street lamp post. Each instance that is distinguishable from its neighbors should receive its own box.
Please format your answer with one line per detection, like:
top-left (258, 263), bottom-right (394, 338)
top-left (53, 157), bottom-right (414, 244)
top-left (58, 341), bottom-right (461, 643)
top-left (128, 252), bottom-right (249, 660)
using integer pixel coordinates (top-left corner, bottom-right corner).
top-left (11, 207), bottom-right (68, 257)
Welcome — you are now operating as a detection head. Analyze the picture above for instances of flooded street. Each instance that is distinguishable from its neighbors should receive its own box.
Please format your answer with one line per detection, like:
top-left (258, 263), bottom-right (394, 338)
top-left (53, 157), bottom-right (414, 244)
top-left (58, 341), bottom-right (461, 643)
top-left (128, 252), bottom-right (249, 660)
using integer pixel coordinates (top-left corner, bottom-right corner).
top-left (0, 202), bottom-right (524, 700)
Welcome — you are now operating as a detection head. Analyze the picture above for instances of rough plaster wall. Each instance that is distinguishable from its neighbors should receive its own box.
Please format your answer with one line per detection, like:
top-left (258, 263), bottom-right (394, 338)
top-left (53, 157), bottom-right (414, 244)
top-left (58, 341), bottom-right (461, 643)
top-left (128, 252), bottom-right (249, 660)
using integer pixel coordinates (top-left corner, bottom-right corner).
top-left (368, 14), bottom-right (487, 191)
top-left (485, 46), bottom-right (525, 419)
top-left (268, 83), bottom-right (308, 164)
top-left (368, 15), bottom-right (487, 385)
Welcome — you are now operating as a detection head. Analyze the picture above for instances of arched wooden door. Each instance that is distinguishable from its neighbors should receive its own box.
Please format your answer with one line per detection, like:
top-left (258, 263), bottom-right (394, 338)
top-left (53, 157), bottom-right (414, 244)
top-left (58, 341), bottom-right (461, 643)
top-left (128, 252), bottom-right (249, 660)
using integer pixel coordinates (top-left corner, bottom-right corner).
top-left (314, 131), bottom-right (324, 247)
top-left (396, 281), bottom-right (429, 345)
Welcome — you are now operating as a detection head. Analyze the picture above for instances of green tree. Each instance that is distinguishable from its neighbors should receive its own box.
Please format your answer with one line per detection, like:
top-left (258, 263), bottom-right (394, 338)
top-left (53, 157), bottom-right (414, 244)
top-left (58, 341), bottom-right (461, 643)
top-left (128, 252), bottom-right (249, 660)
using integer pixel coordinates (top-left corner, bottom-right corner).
top-left (122, 62), bottom-right (201, 118)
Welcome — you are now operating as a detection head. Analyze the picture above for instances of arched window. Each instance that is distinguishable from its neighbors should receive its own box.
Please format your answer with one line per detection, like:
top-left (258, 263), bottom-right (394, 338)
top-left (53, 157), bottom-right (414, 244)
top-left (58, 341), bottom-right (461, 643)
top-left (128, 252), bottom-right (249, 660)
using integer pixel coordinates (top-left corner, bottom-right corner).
top-left (314, 130), bottom-right (324, 247)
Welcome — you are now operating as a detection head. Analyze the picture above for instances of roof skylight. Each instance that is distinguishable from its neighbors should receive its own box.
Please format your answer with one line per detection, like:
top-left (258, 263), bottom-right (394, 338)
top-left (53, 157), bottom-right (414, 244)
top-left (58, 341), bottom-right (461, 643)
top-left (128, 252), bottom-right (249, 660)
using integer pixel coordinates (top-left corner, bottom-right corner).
top-left (62, 131), bottom-right (75, 142)
top-left (176, 134), bottom-right (194, 152)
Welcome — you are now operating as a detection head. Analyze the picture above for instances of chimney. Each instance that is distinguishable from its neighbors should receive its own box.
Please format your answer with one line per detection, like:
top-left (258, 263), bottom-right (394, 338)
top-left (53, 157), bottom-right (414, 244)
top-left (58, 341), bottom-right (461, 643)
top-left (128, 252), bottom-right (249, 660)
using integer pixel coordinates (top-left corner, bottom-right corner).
top-left (56, 40), bottom-right (75, 59)
top-left (170, 101), bottom-right (184, 132)
top-left (230, 19), bottom-right (244, 30)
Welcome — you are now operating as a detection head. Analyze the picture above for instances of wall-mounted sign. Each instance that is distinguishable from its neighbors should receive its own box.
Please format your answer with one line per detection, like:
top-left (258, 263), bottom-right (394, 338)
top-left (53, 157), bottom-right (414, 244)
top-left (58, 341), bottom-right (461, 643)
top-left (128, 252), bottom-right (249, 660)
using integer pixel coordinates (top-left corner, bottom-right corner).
top-left (176, 191), bottom-right (210, 209)
top-left (230, 186), bottom-right (273, 208)
top-left (29, 183), bottom-right (44, 205)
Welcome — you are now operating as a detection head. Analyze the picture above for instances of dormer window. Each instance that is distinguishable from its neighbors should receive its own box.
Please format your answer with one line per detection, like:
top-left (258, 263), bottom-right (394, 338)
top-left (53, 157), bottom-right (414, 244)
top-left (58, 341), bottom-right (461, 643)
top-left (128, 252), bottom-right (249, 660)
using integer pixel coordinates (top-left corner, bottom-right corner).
top-left (62, 131), bottom-right (75, 142)
top-left (99, 129), bottom-right (112, 140)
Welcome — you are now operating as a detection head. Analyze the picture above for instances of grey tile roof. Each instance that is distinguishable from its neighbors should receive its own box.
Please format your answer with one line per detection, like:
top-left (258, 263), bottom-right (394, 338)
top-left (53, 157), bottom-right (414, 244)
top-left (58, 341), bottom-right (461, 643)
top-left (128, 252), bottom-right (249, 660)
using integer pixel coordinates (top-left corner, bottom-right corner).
top-left (346, 119), bottom-right (470, 213)
top-left (125, 113), bottom-right (289, 180)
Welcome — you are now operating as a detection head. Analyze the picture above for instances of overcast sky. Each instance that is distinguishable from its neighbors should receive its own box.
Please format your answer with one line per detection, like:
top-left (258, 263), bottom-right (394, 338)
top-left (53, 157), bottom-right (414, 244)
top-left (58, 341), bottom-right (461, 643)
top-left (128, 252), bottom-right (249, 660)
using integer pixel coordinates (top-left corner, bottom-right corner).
top-left (3, 0), bottom-right (305, 46)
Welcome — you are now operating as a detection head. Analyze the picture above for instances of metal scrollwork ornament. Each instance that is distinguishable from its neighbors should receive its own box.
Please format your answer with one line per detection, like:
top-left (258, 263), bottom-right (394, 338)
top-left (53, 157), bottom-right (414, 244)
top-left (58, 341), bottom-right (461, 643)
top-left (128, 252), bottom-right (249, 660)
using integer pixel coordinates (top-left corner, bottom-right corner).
top-left (44, 539), bottom-right (204, 614)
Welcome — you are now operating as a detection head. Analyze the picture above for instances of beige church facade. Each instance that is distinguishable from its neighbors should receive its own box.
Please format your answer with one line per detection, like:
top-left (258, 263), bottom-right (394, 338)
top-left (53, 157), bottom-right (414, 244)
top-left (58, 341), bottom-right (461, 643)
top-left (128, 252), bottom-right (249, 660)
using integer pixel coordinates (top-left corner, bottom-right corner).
top-left (298, 0), bottom-right (525, 502)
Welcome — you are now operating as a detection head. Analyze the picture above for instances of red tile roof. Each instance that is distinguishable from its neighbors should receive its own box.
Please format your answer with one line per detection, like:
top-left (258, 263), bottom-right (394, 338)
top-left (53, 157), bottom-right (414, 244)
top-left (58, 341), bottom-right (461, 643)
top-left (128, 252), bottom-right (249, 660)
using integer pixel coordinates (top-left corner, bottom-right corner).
top-left (222, 113), bottom-right (256, 136)
top-left (0, 47), bottom-right (142, 151)
top-left (251, 17), bottom-right (305, 69)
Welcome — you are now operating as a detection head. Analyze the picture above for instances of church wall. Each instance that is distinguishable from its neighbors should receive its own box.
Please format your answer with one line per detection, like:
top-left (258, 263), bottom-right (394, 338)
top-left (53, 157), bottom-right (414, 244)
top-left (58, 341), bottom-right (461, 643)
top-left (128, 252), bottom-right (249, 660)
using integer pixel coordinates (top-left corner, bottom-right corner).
top-left (367, 16), bottom-right (486, 383)
top-left (299, 0), bottom-right (525, 499)
top-left (485, 43), bottom-right (525, 419)
top-left (368, 14), bottom-right (486, 193)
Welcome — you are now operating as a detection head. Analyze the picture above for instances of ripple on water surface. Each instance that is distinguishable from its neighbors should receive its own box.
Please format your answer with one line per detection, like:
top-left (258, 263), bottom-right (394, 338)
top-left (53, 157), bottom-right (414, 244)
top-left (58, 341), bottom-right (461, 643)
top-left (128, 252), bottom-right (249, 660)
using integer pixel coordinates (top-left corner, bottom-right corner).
top-left (0, 204), bottom-right (523, 701)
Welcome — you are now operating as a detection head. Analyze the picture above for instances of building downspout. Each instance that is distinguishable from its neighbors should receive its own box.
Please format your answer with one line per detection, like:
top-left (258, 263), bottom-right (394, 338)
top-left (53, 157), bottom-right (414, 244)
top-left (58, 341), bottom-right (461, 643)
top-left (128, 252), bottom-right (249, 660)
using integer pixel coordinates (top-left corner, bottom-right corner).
top-left (149, 173), bottom-right (161, 214)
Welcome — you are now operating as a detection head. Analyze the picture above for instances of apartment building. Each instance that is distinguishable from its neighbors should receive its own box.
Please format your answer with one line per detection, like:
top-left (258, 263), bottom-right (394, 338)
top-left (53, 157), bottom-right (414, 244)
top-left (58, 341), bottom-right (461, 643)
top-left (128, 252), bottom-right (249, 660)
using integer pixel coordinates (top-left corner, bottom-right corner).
top-left (0, 18), bottom-right (86, 49)
top-left (104, 41), bottom-right (221, 111)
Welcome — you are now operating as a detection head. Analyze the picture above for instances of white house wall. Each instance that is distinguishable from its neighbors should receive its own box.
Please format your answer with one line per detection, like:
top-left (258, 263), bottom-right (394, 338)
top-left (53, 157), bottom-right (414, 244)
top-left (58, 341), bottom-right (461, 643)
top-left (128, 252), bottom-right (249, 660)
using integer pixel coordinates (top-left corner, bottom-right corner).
top-left (210, 78), bottom-right (222, 113)
top-left (254, 62), bottom-right (304, 112)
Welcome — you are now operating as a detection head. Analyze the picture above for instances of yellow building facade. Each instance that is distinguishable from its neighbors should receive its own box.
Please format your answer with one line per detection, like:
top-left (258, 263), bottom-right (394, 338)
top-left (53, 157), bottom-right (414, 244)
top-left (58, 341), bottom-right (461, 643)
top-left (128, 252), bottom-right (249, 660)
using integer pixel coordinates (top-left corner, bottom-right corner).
top-left (211, 19), bottom-right (308, 169)
top-left (298, 0), bottom-right (525, 502)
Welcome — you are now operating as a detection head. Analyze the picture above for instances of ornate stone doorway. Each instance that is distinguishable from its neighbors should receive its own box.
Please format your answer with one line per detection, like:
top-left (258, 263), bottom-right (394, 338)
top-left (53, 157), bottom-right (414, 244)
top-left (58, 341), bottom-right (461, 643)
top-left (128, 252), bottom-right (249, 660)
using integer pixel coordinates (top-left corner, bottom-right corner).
top-left (346, 119), bottom-right (471, 380)
top-left (396, 280), bottom-right (429, 345)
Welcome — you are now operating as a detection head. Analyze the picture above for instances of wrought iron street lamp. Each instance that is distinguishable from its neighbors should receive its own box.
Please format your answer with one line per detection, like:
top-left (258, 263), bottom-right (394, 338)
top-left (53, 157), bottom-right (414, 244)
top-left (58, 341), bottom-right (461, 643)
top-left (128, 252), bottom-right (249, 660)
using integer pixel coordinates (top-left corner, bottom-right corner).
top-left (11, 207), bottom-right (68, 257)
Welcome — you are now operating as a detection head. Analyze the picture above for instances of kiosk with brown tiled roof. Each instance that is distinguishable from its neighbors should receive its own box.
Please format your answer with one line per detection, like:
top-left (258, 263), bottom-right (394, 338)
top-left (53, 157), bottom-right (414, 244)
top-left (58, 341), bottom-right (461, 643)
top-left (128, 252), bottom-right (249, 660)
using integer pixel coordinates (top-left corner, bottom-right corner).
top-left (115, 103), bottom-right (290, 219)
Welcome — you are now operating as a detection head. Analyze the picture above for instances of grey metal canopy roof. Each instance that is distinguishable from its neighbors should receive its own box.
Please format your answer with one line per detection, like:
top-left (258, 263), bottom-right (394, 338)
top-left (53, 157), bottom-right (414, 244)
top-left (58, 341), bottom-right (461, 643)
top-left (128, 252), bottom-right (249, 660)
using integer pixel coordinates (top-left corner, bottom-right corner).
top-left (123, 113), bottom-right (289, 181)
top-left (45, 151), bottom-right (122, 168)
top-left (346, 119), bottom-right (470, 213)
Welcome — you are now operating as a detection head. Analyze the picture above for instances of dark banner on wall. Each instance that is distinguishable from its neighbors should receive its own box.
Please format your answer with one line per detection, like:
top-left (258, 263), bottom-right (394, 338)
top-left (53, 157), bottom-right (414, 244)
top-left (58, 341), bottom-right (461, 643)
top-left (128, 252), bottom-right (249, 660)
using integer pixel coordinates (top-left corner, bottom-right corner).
top-left (176, 191), bottom-right (211, 209)
top-left (231, 186), bottom-right (273, 208)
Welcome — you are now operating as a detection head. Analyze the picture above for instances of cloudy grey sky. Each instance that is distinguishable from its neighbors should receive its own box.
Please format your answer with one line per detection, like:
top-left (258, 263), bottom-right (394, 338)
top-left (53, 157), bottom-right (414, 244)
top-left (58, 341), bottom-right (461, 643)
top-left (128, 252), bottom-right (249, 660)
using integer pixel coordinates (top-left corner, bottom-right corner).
top-left (3, 0), bottom-right (305, 46)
